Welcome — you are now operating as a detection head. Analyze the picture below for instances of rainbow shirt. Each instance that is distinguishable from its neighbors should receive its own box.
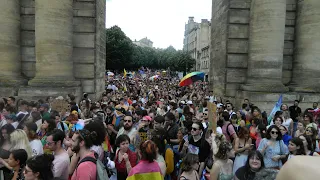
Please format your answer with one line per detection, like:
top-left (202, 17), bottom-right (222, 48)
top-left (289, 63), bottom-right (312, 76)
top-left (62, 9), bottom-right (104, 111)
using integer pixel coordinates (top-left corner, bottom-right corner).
top-left (127, 160), bottom-right (162, 180)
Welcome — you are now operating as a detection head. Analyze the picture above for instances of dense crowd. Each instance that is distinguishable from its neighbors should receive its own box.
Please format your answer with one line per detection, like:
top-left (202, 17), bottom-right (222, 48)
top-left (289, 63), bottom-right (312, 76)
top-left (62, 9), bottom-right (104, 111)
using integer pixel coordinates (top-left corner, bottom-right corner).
top-left (0, 69), bottom-right (319, 180)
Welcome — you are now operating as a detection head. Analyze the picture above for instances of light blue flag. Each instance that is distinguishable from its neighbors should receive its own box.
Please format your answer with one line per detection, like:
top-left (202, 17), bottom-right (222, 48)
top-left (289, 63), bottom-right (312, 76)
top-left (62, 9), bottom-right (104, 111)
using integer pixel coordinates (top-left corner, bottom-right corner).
top-left (267, 94), bottom-right (283, 124)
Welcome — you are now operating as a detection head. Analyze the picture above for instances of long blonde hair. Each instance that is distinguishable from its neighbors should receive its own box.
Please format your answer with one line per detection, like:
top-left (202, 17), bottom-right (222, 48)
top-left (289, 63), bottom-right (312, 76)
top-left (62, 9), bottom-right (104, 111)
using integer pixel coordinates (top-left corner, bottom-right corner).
top-left (10, 129), bottom-right (33, 158)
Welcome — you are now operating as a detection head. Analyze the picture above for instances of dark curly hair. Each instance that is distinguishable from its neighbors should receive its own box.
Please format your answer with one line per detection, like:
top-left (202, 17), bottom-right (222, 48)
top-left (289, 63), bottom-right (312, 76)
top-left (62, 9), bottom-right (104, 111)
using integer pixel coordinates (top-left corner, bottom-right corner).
top-left (75, 129), bottom-right (98, 149)
top-left (0, 124), bottom-right (15, 146)
top-left (26, 154), bottom-right (54, 180)
top-left (266, 125), bottom-right (283, 141)
top-left (115, 134), bottom-right (130, 148)
top-left (84, 120), bottom-right (106, 145)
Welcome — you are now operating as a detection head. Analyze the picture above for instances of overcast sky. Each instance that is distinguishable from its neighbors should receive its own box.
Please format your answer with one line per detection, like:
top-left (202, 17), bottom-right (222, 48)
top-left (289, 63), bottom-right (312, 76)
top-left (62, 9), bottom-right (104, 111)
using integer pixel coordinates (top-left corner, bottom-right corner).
top-left (105, 0), bottom-right (212, 50)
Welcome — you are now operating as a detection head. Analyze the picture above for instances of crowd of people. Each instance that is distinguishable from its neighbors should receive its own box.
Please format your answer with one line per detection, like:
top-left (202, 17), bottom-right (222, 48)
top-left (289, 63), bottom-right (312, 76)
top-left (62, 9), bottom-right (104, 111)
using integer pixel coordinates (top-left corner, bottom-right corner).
top-left (0, 69), bottom-right (320, 180)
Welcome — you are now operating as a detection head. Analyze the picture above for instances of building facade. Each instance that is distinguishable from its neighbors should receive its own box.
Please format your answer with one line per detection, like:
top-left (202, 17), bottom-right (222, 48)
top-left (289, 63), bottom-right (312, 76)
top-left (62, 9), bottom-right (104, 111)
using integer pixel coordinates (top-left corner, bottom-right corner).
top-left (0, 0), bottom-right (106, 101)
top-left (210, 0), bottom-right (320, 112)
top-left (133, 37), bottom-right (153, 48)
top-left (183, 17), bottom-right (211, 79)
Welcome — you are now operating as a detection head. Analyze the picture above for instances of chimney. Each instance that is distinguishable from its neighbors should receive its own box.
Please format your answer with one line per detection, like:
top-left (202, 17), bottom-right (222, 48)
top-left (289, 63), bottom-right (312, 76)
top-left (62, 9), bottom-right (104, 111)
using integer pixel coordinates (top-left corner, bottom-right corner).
top-left (188, 16), bottom-right (194, 22)
top-left (201, 19), bottom-right (209, 23)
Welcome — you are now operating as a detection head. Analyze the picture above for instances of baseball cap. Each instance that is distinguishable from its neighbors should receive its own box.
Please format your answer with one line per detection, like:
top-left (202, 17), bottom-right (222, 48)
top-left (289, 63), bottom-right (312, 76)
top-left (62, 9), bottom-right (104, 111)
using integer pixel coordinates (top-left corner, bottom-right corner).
top-left (180, 101), bottom-right (186, 104)
top-left (142, 116), bottom-right (152, 121)
top-left (217, 103), bottom-right (224, 108)
top-left (4, 114), bottom-right (17, 121)
top-left (187, 101), bottom-right (193, 105)
top-left (40, 104), bottom-right (49, 109)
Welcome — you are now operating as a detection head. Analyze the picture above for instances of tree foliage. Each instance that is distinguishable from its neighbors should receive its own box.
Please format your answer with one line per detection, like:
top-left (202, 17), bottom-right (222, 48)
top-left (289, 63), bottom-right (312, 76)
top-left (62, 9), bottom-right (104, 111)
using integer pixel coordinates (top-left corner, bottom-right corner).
top-left (106, 25), bottom-right (134, 70)
top-left (106, 26), bottom-right (195, 72)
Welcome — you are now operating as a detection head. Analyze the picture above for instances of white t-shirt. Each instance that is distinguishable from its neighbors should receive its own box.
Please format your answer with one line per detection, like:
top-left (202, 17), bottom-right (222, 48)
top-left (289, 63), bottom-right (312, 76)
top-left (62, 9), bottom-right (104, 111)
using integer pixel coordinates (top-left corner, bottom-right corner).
top-left (29, 139), bottom-right (43, 156)
top-left (11, 122), bottom-right (19, 129)
top-left (90, 145), bottom-right (104, 161)
top-left (53, 150), bottom-right (70, 179)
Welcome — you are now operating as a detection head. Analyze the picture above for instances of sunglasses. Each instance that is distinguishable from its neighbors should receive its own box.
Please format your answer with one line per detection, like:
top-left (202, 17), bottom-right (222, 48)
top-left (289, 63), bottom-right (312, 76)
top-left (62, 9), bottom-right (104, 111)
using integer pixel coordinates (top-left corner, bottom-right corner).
top-left (271, 131), bottom-right (279, 135)
top-left (124, 120), bottom-right (132, 123)
top-left (192, 127), bottom-right (199, 131)
top-left (306, 129), bottom-right (312, 132)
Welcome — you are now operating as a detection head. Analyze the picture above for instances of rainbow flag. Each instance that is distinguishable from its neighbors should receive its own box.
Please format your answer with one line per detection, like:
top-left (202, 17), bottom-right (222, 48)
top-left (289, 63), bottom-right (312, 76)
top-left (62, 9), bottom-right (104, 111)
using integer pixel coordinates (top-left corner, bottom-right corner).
top-left (127, 161), bottom-right (163, 180)
top-left (111, 114), bottom-right (121, 127)
top-left (102, 136), bottom-right (112, 152)
top-left (127, 172), bottom-right (162, 180)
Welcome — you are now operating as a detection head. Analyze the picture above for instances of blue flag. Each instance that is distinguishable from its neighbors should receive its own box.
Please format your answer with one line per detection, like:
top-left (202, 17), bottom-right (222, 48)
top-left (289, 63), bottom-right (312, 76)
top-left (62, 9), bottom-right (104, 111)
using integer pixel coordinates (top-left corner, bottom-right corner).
top-left (267, 94), bottom-right (283, 124)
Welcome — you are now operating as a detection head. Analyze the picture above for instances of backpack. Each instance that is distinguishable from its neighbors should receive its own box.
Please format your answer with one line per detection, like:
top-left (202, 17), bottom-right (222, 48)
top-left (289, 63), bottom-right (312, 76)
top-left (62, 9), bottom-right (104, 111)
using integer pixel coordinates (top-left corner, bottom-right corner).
top-left (226, 123), bottom-right (236, 143)
top-left (101, 151), bottom-right (116, 177)
top-left (77, 155), bottom-right (109, 180)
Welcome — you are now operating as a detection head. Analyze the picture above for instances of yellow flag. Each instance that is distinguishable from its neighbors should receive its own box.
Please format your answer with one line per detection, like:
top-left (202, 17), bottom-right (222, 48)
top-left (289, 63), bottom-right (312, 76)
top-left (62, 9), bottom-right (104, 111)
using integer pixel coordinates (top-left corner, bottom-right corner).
top-left (124, 69), bottom-right (127, 77)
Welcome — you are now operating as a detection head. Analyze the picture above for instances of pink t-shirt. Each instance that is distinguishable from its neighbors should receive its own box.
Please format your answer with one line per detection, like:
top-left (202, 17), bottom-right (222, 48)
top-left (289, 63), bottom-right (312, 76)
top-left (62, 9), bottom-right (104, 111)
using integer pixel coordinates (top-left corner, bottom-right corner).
top-left (71, 153), bottom-right (97, 180)
top-left (222, 122), bottom-right (236, 142)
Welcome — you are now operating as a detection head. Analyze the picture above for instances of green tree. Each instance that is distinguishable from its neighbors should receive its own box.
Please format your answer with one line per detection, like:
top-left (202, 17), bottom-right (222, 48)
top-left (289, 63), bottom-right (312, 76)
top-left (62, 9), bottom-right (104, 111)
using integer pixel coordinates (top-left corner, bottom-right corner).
top-left (106, 26), bottom-right (134, 70)
top-left (105, 26), bottom-right (196, 72)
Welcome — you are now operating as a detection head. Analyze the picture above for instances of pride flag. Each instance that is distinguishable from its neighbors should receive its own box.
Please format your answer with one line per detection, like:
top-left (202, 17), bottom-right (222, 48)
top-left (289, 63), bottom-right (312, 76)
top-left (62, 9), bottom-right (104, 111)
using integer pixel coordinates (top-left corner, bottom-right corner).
top-left (267, 94), bottom-right (283, 124)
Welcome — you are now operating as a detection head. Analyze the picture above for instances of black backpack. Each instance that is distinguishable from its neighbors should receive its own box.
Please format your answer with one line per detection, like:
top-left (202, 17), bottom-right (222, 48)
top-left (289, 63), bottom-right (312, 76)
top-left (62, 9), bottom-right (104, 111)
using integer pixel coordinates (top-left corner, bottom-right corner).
top-left (226, 123), bottom-right (236, 143)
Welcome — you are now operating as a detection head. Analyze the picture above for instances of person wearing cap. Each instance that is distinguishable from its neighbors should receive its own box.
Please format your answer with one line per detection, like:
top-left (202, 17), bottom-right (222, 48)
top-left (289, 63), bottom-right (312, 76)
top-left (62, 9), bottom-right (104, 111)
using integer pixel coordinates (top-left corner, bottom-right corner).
top-left (186, 101), bottom-right (195, 114)
top-left (136, 116), bottom-right (152, 146)
top-left (23, 122), bottom-right (44, 156)
top-left (279, 124), bottom-right (292, 146)
top-left (4, 114), bottom-right (18, 129)
top-left (39, 104), bottom-right (50, 121)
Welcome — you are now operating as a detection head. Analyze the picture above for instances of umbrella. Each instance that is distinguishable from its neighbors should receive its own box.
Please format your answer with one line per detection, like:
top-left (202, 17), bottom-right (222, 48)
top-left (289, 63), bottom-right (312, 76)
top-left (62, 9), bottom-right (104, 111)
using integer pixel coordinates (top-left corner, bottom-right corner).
top-left (179, 72), bottom-right (205, 87)
top-left (149, 75), bottom-right (159, 81)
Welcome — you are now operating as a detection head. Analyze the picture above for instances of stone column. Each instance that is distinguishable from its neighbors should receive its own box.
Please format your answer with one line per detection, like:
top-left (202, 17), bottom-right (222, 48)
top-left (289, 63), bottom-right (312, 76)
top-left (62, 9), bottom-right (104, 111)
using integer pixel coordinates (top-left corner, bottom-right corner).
top-left (0, 0), bottom-right (26, 86)
top-left (241, 0), bottom-right (288, 92)
top-left (290, 0), bottom-right (320, 92)
top-left (29, 0), bottom-right (79, 87)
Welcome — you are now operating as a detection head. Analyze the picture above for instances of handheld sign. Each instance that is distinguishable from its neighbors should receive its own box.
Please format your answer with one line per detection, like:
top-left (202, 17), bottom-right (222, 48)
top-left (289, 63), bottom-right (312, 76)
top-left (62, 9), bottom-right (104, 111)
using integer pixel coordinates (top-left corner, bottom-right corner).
top-left (208, 102), bottom-right (217, 134)
top-left (51, 99), bottom-right (70, 112)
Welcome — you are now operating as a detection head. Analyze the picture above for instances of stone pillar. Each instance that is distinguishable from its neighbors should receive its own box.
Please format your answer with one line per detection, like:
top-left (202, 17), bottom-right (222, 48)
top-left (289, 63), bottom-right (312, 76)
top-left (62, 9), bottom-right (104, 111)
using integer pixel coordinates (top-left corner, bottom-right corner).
top-left (290, 0), bottom-right (320, 92)
top-left (0, 0), bottom-right (26, 86)
top-left (29, 0), bottom-right (79, 87)
top-left (241, 0), bottom-right (288, 92)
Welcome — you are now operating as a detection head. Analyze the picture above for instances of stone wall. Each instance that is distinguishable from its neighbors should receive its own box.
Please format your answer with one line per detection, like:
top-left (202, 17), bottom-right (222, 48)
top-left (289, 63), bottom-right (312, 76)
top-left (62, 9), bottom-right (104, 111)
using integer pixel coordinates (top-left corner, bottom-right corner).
top-left (21, 0), bottom-right (36, 79)
top-left (283, 0), bottom-right (296, 85)
top-left (72, 0), bottom-right (106, 100)
top-left (0, 0), bottom-right (105, 101)
top-left (210, 0), bottom-right (320, 113)
top-left (226, 0), bottom-right (250, 98)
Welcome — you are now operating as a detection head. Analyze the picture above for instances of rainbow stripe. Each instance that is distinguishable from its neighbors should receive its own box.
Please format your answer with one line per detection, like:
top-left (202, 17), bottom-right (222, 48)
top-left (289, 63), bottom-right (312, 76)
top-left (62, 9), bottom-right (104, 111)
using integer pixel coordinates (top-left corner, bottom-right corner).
top-left (179, 72), bottom-right (205, 87)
